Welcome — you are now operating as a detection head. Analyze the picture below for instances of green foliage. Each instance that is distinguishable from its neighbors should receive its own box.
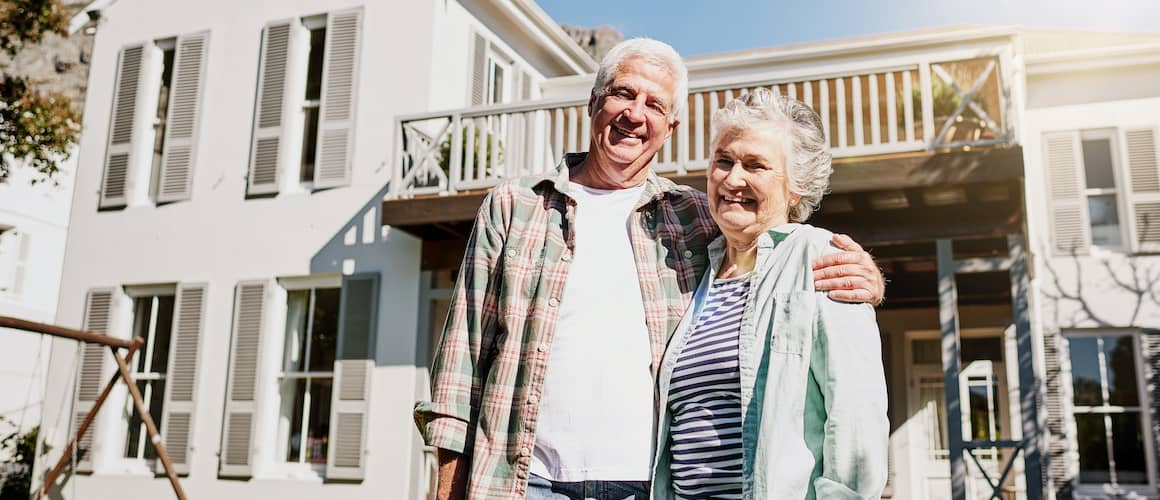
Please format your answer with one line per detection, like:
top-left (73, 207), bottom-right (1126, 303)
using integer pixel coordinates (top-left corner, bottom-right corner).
top-left (0, 76), bottom-right (80, 183)
top-left (0, 418), bottom-right (38, 500)
top-left (0, 0), bottom-right (80, 185)
top-left (0, 0), bottom-right (68, 55)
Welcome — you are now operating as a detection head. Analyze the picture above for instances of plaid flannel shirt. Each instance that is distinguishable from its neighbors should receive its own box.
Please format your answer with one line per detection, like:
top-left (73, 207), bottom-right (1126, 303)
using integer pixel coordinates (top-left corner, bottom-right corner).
top-left (413, 153), bottom-right (719, 499)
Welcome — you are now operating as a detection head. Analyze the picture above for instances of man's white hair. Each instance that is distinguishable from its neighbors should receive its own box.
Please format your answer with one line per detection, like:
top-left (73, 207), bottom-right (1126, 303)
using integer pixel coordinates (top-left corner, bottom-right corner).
top-left (590, 38), bottom-right (688, 123)
top-left (711, 88), bottom-right (833, 223)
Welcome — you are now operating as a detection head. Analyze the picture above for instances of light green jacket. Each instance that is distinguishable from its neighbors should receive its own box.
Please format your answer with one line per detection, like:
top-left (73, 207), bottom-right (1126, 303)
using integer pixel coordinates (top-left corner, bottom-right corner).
top-left (651, 224), bottom-right (889, 499)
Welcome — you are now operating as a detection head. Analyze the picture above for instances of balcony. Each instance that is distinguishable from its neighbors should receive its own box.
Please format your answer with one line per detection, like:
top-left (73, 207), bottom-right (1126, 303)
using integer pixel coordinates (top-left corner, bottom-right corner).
top-left (391, 55), bottom-right (1013, 200)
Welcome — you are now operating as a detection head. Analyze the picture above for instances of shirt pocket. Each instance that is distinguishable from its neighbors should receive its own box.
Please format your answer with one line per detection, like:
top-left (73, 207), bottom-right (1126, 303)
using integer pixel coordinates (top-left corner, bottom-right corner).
top-left (768, 291), bottom-right (817, 355)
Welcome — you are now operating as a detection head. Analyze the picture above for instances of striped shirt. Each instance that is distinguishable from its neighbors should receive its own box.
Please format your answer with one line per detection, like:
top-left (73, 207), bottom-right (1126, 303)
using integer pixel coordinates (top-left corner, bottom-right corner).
top-left (414, 153), bottom-right (720, 499)
top-left (668, 276), bottom-right (750, 499)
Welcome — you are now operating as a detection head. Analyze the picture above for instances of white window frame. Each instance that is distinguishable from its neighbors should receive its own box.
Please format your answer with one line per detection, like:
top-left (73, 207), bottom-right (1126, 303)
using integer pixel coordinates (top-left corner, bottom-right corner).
top-left (1078, 129), bottom-right (1130, 253)
top-left (484, 49), bottom-right (511, 107)
top-left (1064, 329), bottom-right (1159, 496)
top-left (90, 284), bottom-right (176, 476)
top-left (256, 274), bottom-right (340, 480)
top-left (293, 14), bottom-right (327, 191)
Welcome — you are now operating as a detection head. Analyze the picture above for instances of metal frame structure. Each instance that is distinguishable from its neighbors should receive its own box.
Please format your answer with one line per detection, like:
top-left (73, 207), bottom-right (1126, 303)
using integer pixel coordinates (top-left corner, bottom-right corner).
top-left (938, 235), bottom-right (1044, 499)
top-left (0, 315), bottom-right (187, 500)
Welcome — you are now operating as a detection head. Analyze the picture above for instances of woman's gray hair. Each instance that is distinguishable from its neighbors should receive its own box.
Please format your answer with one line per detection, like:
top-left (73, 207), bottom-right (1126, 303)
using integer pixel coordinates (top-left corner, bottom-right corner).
top-left (591, 38), bottom-right (688, 123)
top-left (711, 88), bottom-right (832, 223)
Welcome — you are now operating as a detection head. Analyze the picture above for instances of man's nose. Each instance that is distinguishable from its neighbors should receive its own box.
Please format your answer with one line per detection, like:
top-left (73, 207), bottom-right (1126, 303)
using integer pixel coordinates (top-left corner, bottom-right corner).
top-left (622, 95), bottom-right (648, 122)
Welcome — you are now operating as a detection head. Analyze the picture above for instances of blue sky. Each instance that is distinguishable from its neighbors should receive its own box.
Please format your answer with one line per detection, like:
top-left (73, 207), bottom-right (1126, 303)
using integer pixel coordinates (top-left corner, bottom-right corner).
top-left (539, 0), bottom-right (1160, 57)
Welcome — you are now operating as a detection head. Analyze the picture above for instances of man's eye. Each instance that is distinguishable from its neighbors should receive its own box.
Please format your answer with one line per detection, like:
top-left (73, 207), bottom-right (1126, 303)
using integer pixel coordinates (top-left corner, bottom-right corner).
top-left (714, 158), bottom-right (733, 167)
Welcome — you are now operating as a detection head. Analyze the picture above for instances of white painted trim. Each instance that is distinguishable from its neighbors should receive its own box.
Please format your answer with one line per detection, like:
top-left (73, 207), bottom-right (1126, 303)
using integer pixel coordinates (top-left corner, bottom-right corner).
top-left (505, 0), bottom-right (596, 74)
top-left (278, 274), bottom-right (342, 291)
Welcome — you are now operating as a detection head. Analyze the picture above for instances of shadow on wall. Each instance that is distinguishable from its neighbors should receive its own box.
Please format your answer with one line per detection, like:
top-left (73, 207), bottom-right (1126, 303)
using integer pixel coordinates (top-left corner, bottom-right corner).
top-left (1038, 241), bottom-right (1160, 498)
top-left (308, 182), bottom-right (421, 368)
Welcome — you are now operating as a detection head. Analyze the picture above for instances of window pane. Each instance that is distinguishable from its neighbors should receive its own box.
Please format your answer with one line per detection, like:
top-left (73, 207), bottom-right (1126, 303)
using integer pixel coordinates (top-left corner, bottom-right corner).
top-left (1069, 337), bottom-right (1104, 406)
top-left (1082, 138), bottom-right (1116, 190)
top-left (1110, 412), bottom-right (1148, 484)
top-left (124, 379), bottom-right (166, 459)
top-left (305, 378), bottom-right (332, 465)
top-left (1088, 195), bottom-right (1122, 247)
top-left (962, 337), bottom-right (1003, 363)
top-left (1102, 336), bottom-right (1140, 406)
top-left (1075, 413), bottom-right (1111, 483)
top-left (131, 297), bottom-right (156, 372)
top-left (304, 27), bottom-right (326, 101)
top-left (150, 46), bottom-right (177, 200)
top-left (284, 290), bottom-right (310, 372)
top-left (912, 339), bottom-right (940, 364)
top-left (149, 295), bottom-right (175, 373)
top-left (285, 379), bottom-right (306, 462)
top-left (308, 288), bottom-right (340, 372)
top-left (967, 380), bottom-right (1000, 440)
top-left (490, 62), bottom-right (504, 104)
top-left (299, 106), bottom-right (320, 182)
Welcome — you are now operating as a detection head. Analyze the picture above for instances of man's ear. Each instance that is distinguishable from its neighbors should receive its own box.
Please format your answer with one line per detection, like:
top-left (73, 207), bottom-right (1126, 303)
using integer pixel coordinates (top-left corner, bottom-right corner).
top-left (587, 91), bottom-right (597, 116)
top-left (666, 118), bottom-right (681, 141)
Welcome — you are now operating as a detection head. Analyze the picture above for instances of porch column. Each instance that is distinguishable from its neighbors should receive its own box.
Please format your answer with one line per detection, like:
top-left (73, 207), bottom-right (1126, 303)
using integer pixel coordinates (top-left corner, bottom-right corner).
top-left (936, 239), bottom-right (967, 500)
top-left (1009, 234), bottom-right (1044, 499)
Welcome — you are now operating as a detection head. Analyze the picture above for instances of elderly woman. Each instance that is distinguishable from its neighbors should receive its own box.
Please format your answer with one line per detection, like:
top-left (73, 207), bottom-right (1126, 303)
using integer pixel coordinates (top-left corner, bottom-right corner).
top-left (652, 89), bottom-right (888, 499)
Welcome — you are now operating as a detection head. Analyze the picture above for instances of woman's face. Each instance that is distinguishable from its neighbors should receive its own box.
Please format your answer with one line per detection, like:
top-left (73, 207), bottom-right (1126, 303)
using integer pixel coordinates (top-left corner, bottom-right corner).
top-left (707, 124), bottom-right (800, 242)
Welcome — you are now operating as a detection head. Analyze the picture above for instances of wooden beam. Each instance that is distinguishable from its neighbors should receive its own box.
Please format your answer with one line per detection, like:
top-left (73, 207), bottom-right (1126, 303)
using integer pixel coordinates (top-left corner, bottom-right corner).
top-left (0, 316), bottom-right (135, 349)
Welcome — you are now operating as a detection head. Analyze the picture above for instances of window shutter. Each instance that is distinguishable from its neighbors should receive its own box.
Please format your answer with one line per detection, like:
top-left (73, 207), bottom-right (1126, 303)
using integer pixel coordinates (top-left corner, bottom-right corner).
top-left (248, 22), bottom-right (293, 195)
top-left (1123, 128), bottom-right (1160, 253)
top-left (312, 9), bottom-right (362, 189)
top-left (1043, 131), bottom-right (1090, 256)
top-left (100, 45), bottom-right (147, 208)
top-left (156, 32), bottom-right (210, 203)
top-left (1042, 331), bottom-right (1071, 491)
top-left (155, 283), bottom-right (207, 475)
top-left (326, 273), bottom-right (378, 480)
top-left (219, 281), bottom-right (268, 477)
top-left (470, 33), bottom-right (487, 106)
top-left (73, 288), bottom-right (118, 472)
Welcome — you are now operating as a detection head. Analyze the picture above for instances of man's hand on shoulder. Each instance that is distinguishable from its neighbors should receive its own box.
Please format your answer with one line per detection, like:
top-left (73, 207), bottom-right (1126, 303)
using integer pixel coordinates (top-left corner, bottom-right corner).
top-left (812, 233), bottom-right (885, 305)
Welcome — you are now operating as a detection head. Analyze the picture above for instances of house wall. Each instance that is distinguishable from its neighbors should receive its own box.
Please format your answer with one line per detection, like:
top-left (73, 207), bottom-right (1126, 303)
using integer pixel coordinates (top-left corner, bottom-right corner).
top-left (1022, 61), bottom-right (1160, 497)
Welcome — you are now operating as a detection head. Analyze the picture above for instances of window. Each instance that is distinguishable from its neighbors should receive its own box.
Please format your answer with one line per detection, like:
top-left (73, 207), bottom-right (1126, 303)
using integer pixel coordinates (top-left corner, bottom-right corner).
top-left (148, 39), bottom-right (177, 201)
top-left (298, 17), bottom-right (326, 184)
top-left (1045, 127), bottom-right (1160, 255)
top-left (99, 33), bottom-right (208, 208)
top-left (0, 227), bottom-right (27, 296)
top-left (124, 293), bottom-right (175, 460)
top-left (278, 287), bottom-right (339, 467)
top-left (485, 53), bottom-right (509, 106)
top-left (247, 9), bottom-right (362, 196)
top-left (1081, 131), bottom-right (1123, 248)
top-left (1067, 332), bottom-right (1150, 486)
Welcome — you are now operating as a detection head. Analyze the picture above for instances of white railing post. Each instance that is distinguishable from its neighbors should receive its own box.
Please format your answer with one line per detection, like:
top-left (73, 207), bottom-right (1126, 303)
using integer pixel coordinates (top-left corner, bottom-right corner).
top-left (885, 72), bottom-right (898, 144)
top-left (869, 73), bottom-right (881, 146)
top-left (448, 113), bottom-right (462, 194)
top-left (677, 95), bottom-right (690, 174)
top-left (852, 75), bottom-right (864, 147)
top-left (836, 77), bottom-right (847, 148)
top-left (903, 71), bottom-right (915, 143)
top-left (392, 120), bottom-right (405, 198)
top-left (694, 93), bottom-right (706, 163)
top-left (919, 61), bottom-right (936, 147)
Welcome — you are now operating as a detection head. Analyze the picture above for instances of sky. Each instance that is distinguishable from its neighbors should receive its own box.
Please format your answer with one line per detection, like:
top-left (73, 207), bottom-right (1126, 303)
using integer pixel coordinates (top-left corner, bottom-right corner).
top-left (538, 0), bottom-right (1160, 57)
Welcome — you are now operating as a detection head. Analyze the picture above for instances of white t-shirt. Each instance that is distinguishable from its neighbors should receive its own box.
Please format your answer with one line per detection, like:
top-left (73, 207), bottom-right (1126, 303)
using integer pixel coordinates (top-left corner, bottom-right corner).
top-left (530, 182), bottom-right (654, 482)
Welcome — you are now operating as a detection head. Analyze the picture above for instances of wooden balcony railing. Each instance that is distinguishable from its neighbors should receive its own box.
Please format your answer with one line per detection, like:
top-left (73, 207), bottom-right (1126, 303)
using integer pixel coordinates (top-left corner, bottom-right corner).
top-left (392, 56), bottom-right (1009, 198)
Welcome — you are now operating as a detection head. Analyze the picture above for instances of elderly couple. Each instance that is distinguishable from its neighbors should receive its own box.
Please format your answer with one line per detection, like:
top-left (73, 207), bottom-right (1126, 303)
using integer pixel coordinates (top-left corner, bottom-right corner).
top-left (415, 38), bottom-right (888, 500)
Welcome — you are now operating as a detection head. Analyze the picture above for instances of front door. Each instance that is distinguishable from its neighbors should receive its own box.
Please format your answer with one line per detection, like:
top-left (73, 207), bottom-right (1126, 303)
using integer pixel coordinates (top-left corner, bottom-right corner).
top-left (906, 330), bottom-right (1012, 499)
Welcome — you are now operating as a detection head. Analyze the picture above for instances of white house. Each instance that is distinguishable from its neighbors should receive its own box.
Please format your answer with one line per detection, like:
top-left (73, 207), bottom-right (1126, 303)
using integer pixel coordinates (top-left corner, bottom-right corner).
top-left (33, 0), bottom-right (590, 498)
top-left (32, 0), bottom-right (1160, 498)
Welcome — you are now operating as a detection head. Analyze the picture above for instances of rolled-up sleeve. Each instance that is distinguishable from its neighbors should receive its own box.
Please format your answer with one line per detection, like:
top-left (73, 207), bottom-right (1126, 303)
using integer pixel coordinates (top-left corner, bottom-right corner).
top-left (810, 294), bottom-right (889, 499)
top-left (413, 190), bottom-right (506, 454)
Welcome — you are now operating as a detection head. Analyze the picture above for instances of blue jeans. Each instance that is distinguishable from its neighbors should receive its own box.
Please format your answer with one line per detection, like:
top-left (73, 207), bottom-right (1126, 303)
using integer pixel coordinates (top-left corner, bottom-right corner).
top-left (525, 474), bottom-right (650, 500)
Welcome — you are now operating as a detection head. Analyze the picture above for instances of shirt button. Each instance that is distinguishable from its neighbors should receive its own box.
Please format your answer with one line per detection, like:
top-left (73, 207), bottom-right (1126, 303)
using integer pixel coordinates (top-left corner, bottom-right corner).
top-left (561, 252), bottom-right (571, 262)
top-left (548, 298), bottom-right (559, 307)
top-left (537, 343), bottom-right (549, 352)
top-left (683, 249), bottom-right (693, 258)
top-left (519, 446), bottom-right (531, 457)
top-left (527, 395), bottom-right (539, 406)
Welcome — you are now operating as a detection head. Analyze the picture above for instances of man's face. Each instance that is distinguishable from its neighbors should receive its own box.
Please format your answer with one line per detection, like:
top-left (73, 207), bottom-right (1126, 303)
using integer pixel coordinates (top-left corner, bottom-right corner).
top-left (587, 57), bottom-right (679, 172)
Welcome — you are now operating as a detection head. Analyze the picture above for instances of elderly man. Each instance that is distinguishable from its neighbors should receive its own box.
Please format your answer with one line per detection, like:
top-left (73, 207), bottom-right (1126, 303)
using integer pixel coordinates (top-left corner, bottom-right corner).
top-left (414, 38), bottom-right (884, 500)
